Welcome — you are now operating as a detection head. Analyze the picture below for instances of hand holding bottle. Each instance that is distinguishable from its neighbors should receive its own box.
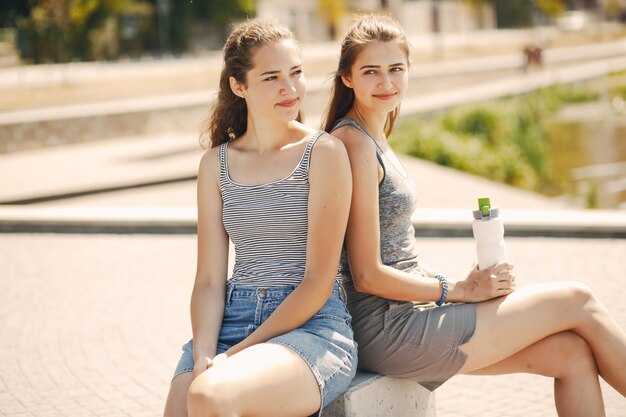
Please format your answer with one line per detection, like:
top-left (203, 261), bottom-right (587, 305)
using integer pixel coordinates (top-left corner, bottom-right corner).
top-left (458, 261), bottom-right (516, 303)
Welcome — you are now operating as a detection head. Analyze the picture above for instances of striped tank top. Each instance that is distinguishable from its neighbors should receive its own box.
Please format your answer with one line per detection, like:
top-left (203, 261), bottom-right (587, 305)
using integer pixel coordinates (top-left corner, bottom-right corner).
top-left (219, 131), bottom-right (341, 286)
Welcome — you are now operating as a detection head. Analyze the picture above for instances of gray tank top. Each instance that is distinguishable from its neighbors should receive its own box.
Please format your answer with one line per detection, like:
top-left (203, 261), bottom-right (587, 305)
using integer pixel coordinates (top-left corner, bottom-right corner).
top-left (330, 118), bottom-right (419, 281)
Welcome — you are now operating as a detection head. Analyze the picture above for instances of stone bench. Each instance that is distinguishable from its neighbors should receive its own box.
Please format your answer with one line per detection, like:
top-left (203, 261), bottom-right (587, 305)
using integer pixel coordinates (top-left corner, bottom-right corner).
top-left (325, 371), bottom-right (436, 417)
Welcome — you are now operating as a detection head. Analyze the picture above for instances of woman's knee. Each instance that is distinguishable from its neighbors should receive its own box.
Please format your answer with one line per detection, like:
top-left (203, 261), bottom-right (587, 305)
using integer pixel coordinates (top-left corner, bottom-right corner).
top-left (564, 281), bottom-right (596, 303)
top-left (187, 372), bottom-right (238, 417)
top-left (554, 281), bottom-right (598, 316)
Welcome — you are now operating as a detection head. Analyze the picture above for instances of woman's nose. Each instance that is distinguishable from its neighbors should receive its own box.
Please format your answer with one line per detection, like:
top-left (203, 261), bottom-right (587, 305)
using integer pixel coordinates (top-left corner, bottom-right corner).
top-left (378, 74), bottom-right (392, 89)
top-left (280, 79), bottom-right (296, 95)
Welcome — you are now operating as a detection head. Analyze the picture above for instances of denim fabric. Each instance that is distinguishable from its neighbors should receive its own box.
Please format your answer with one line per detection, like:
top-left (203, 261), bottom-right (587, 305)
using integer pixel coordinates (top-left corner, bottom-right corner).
top-left (173, 282), bottom-right (357, 414)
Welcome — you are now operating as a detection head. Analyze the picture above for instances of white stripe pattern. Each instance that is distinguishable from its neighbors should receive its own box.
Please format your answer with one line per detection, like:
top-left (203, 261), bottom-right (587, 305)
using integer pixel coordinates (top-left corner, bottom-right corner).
top-left (220, 131), bottom-right (341, 286)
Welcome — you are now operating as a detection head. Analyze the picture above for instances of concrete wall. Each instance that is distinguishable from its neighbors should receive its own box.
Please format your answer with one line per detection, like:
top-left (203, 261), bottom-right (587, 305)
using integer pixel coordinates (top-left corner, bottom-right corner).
top-left (0, 105), bottom-right (208, 154)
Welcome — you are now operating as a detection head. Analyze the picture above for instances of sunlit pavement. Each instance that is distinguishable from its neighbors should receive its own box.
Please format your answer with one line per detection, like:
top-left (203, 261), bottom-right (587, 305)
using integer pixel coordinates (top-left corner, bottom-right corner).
top-left (1, 234), bottom-right (625, 417)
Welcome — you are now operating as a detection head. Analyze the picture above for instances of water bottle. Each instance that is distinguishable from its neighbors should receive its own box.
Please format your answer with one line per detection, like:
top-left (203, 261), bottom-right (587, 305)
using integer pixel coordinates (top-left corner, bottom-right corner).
top-left (472, 197), bottom-right (507, 270)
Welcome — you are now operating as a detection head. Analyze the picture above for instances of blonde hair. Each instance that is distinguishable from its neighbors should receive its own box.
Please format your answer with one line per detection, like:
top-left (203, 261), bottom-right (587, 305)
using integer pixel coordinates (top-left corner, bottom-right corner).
top-left (201, 19), bottom-right (301, 148)
top-left (322, 15), bottom-right (410, 136)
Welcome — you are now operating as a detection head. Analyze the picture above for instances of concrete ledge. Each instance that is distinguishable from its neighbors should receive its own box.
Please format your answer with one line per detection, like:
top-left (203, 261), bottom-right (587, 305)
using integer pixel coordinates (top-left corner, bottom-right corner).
top-left (0, 206), bottom-right (196, 234)
top-left (325, 371), bottom-right (436, 417)
top-left (411, 208), bottom-right (626, 238)
top-left (0, 206), bottom-right (624, 237)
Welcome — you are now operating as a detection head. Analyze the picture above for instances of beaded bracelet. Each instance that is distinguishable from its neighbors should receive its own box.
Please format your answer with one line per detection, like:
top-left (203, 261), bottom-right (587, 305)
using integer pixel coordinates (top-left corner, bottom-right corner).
top-left (434, 274), bottom-right (449, 306)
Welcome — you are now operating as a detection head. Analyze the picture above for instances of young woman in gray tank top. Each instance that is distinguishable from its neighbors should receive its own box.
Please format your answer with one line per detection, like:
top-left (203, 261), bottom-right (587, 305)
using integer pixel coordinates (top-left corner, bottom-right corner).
top-left (163, 19), bottom-right (357, 417)
top-left (323, 15), bottom-right (626, 415)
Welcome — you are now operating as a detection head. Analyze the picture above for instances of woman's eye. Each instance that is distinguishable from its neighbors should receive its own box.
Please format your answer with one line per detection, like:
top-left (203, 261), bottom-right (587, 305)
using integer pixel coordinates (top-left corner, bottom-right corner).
top-left (291, 69), bottom-right (303, 76)
top-left (364, 70), bottom-right (376, 75)
top-left (264, 76), bottom-right (277, 81)
top-left (391, 67), bottom-right (404, 72)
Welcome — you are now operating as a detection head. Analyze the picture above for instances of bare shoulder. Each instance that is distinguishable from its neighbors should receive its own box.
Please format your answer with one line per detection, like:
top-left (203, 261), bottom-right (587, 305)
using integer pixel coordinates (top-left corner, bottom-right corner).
top-left (311, 132), bottom-right (349, 166)
top-left (309, 133), bottom-right (351, 188)
top-left (330, 125), bottom-right (377, 158)
top-left (198, 145), bottom-right (221, 180)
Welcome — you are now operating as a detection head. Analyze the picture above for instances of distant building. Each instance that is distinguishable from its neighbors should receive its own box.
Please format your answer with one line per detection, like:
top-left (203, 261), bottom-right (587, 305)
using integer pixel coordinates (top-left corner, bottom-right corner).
top-left (256, 0), bottom-right (496, 42)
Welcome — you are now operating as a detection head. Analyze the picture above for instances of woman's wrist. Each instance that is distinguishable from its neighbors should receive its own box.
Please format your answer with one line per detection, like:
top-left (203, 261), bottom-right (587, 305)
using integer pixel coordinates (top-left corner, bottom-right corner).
top-left (193, 346), bottom-right (214, 361)
top-left (433, 274), bottom-right (449, 306)
top-left (446, 280), bottom-right (466, 303)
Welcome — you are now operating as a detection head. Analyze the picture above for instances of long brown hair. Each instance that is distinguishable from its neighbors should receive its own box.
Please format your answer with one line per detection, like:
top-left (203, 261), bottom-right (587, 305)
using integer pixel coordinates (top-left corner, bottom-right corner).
top-left (200, 19), bottom-right (301, 148)
top-left (322, 15), bottom-right (410, 137)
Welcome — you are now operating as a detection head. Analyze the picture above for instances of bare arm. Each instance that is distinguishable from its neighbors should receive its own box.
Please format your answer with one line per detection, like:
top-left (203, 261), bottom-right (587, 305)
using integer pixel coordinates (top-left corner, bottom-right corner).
top-left (190, 149), bottom-right (229, 365)
top-left (224, 134), bottom-right (352, 356)
top-left (334, 126), bottom-right (513, 303)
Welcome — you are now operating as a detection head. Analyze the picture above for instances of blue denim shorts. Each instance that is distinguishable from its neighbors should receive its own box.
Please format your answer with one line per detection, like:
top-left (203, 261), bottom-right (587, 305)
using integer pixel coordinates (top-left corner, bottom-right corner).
top-left (173, 282), bottom-right (358, 414)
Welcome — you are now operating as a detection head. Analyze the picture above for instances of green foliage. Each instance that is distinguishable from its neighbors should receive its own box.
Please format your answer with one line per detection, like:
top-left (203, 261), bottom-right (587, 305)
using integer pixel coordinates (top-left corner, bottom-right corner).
top-left (585, 182), bottom-right (599, 209)
top-left (493, 0), bottom-right (533, 28)
top-left (391, 84), bottom-right (601, 193)
top-left (186, 0), bottom-right (255, 48)
top-left (536, 0), bottom-right (566, 19)
top-left (16, 0), bottom-right (152, 62)
top-left (446, 107), bottom-right (504, 146)
top-left (603, 0), bottom-right (622, 19)
top-left (190, 0), bottom-right (254, 25)
top-left (12, 0), bottom-right (256, 63)
top-left (612, 86), bottom-right (626, 100)
top-left (554, 85), bottom-right (600, 104)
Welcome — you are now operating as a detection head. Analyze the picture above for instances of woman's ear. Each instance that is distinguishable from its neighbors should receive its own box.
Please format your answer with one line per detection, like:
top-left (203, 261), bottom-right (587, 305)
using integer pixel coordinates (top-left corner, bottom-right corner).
top-left (341, 75), bottom-right (353, 89)
top-left (229, 76), bottom-right (246, 98)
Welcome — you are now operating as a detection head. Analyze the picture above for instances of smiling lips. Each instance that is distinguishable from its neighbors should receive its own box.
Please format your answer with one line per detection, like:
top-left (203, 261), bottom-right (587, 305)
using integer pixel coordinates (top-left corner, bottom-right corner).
top-left (373, 92), bottom-right (397, 101)
top-left (276, 98), bottom-right (299, 108)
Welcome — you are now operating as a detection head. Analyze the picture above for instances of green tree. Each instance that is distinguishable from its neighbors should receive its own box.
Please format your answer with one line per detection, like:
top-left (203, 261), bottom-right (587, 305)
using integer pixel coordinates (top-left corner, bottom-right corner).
top-left (493, 0), bottom-right (534, 28)
top-left (188, 0), bottom-right (255, 45)
top-left (17, 0), bottom-right (147, 62)
top-left (0, 0), bottom-right (30, 27)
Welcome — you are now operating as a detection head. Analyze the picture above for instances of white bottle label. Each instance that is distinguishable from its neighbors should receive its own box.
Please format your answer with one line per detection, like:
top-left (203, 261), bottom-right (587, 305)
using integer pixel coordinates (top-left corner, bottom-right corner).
top-left (472, 218), bottom-right (507, 270)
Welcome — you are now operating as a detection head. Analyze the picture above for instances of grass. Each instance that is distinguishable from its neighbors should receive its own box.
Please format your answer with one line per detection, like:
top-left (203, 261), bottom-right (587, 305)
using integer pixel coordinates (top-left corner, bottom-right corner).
top-left (391, 83), bottom-right (603, 196)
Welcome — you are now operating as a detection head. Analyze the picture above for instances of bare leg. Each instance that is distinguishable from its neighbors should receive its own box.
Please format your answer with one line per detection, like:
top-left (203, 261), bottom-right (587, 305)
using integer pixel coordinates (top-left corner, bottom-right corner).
top-left (163, 372), bottom-right (194, 417)
top-left (466, 331), bottom-right (604, 417)
top-left (187, 343), bottom-right (321, 417)
top-left (459, 281), bottom-right (626, 395)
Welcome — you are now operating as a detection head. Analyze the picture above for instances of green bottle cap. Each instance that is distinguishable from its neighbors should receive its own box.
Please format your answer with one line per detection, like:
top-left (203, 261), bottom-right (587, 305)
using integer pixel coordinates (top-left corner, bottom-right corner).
top-left (473, 196), bottom-right (499, 220)
top-left (478, 197), bottom-right (491, 216)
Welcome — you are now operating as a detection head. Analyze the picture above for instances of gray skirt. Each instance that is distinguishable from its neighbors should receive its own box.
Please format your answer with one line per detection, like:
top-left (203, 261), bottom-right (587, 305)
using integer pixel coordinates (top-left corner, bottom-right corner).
top-left (342, 259), bottom-right (476, 391)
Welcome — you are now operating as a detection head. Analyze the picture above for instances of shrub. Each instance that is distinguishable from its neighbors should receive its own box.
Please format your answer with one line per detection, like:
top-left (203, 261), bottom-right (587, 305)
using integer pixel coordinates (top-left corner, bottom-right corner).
top-left (391, 83), bottom-right (602, 196)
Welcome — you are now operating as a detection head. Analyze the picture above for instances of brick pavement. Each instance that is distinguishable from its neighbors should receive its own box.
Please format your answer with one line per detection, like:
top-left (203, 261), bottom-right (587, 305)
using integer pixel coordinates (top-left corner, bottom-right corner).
top-left (1, 234), bottom-right (625, 416)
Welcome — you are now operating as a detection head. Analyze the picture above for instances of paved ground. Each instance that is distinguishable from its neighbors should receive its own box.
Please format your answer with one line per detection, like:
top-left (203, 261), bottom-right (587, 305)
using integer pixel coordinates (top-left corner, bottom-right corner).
top-left (1, 234), bottom-right (625, 417)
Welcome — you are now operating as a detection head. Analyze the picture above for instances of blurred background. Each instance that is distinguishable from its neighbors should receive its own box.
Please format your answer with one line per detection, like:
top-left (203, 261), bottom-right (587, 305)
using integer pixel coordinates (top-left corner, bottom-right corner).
top-left (0, 0), bottom-right (625, 209)
top-left (1, 2), bottom-right (626, 417)
top-left (2, 1), bottom-right (626, 62)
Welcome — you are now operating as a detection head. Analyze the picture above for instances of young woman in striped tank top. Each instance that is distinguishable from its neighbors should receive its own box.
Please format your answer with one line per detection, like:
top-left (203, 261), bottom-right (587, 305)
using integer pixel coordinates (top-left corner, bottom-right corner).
top-left (323, 15), bottom-right (626, 415)
top-left (163, 19), bottom-right (357, 417)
